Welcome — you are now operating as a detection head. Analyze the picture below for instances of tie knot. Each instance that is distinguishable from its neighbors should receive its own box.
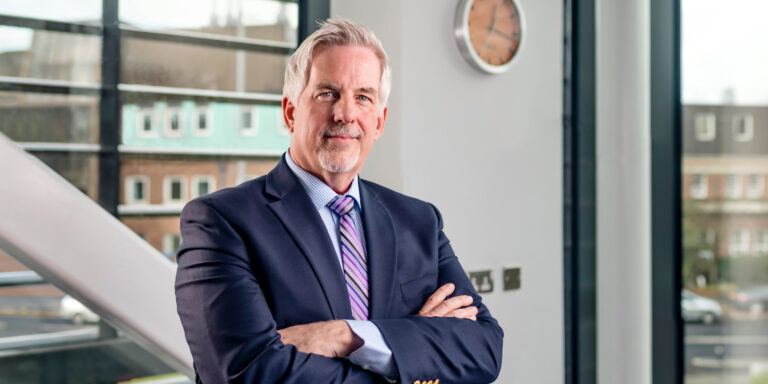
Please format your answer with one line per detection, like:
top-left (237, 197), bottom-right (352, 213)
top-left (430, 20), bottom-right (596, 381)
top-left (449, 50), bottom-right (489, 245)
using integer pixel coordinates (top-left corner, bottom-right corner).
top-left (328, 195), bottom-right (355, 216)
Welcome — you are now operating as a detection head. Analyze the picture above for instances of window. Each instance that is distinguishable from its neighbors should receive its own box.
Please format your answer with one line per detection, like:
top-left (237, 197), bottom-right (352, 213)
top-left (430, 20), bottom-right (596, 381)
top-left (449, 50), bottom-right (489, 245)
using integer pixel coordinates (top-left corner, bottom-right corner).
top-left (725, 174), bottom-right (743, 199)
top-left (125, 176), bottom-right (149, 205)
top-left (136, 107), bottom-right (157, 138)
top-left (746, 174), bottom-right (765, 199)
top-left (694, 112), bottom-right (716, 141)
top-left (240, 106), bottom-right (259, 136)
top-left (754, 230), bottom-right (768, 254)
top-left (163, 176), bottom-right (187, 204)
top-left (191, 175), bottom-right (216, 199)
top-left (162, 233), bottom-right (182, 258)
top-left (728, 229), bottom-right (750, 256)
top-left (193, 106), bottom-right (213, 137)
top-left (690, 173), bottom-right (708, 199)
top-left (732, 113), bottom-right (754, 142)
top-left (164, 106), bottom-right (184, 138)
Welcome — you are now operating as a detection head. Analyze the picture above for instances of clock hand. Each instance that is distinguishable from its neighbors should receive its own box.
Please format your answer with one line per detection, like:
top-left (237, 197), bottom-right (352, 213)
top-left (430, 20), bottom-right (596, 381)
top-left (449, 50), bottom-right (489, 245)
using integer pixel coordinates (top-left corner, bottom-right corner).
top-left (493, 29), bottom-right (519, 41)
top-left (482, 3), bottom-right (500, 55)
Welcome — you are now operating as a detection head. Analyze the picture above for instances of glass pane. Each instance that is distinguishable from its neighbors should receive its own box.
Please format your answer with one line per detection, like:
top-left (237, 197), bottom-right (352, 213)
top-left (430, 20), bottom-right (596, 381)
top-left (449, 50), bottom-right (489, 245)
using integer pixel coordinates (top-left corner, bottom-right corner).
top-left (119, 154), bottom-right (281, 260)
top-left (120, 99), bottom-right (289, 152)
top-left (121, 37), bottom-right (287, 93)
top-left (0, 0), bottom-right (102, 23)
top-left (120, 0), bottom-right (298, 44)
top-left (0, 91), bottom-right (100, 144)
top-left (682, 1), bottom-right (768, 383)
top-left (0, 26), bottom-right (101, 84)
top-left (0, 249), bottom-right (180, 382)
top-left (31, 152), bottom-right (99, 201)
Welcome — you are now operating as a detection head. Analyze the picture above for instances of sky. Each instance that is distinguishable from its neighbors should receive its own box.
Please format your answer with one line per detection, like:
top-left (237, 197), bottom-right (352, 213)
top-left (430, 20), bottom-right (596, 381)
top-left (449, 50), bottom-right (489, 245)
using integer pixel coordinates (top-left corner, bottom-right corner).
top-left (0, 0), bottom-right (298, 52)
top-left (0, 0), bottom-right (766, 105)
top-left (681, 0), bottom-right (768, 105)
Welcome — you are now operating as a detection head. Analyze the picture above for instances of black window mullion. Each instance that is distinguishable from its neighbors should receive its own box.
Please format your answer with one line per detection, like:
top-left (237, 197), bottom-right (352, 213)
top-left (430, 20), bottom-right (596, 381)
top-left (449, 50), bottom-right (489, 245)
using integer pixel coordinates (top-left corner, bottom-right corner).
top-left (650, 0), bottom-right (683, 382)
top-left (564, 0), bottom-right (597, 382)
top-left (297, 0), bottom-right (330, 42)
top-left (99, 0), bottom-right (120, 218)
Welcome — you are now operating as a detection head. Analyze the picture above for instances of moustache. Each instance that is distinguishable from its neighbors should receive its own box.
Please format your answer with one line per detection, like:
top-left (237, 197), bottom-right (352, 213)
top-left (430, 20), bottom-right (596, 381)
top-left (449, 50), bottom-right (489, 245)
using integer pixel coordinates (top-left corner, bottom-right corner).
top-left (322, 126), bottom-right (362, 138)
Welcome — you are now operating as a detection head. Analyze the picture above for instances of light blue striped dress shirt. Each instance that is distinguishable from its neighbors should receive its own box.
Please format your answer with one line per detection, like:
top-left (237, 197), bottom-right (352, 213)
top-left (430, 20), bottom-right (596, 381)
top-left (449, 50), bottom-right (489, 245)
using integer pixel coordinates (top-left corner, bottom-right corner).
top-left (285, 151), bottom-right (396, 378)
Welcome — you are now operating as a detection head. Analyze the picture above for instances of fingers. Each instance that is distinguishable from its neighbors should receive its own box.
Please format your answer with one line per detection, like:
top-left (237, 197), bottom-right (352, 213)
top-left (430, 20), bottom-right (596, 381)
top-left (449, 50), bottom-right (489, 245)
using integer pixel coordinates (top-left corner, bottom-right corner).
top-left (418, 283), bottom-right (455, 315)
top-left (446, 305), bottom-right (479, 321)
top-left (430, 295), bottom-right (474, 317)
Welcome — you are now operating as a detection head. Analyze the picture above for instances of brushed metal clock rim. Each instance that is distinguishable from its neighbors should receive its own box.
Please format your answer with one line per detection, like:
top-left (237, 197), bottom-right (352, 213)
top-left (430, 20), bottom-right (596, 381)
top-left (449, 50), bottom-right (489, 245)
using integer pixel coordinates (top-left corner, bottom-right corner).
top-left (454, 0), bottom-right (526, 75)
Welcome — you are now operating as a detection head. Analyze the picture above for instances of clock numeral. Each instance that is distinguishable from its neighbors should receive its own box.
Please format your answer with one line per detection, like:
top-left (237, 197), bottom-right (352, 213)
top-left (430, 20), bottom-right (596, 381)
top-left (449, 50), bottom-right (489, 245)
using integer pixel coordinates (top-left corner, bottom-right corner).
top-left (508, 47), bottom-right (516, 54)
top-left (487, 58), bottom-right (493, 65)
top-left (510, 13), bottom-right (518, 19)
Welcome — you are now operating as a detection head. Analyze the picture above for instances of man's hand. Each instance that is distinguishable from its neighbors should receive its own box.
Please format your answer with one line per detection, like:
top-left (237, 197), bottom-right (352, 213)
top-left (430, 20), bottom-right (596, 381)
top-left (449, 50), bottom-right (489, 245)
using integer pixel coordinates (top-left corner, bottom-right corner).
top-left (277, 320), bottom-right (364, 358)
top-left (418, 283), bottom-right (478, 320)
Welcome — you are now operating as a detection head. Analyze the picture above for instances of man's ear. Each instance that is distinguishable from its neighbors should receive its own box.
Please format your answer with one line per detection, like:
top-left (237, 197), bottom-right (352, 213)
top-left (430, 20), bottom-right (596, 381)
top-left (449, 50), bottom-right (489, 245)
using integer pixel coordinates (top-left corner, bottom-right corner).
top-left (374, 106), bottom-right (387, 141)
top-left (282, 97), bottom-right (295, 133)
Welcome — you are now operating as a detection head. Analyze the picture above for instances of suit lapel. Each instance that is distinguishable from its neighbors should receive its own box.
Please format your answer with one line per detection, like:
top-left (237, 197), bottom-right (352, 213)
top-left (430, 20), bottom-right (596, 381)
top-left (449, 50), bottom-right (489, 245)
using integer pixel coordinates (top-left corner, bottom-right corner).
top-left (360, 181), bottom-right (398, 318)
top-left (266, 158), bottom-right (352, 320)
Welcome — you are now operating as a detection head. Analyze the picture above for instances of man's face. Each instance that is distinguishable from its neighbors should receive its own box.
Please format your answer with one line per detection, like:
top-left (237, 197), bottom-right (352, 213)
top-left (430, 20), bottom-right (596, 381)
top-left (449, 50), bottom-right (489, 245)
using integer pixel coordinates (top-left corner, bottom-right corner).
top-left (283, 45), bottom-right (387, 183)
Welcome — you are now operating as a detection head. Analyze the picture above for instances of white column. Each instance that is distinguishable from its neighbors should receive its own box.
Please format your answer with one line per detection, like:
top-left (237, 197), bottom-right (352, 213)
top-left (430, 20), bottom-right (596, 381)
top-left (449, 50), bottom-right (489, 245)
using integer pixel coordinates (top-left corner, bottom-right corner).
top-left (596, 0), bottom-right (652, 382)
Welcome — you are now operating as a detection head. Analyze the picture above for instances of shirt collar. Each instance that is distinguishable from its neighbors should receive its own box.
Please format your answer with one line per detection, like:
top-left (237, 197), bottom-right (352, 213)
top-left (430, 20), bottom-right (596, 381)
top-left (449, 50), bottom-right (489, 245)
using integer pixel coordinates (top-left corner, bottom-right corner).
top-left (285, 149), bottom-right (362, 212)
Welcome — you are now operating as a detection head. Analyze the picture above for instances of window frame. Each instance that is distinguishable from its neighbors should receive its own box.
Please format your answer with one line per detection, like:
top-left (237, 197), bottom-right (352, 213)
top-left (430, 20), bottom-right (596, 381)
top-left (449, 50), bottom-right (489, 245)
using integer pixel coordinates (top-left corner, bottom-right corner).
top-left (162, 175), bottom-right (187, 205)
top-left (694, 112), bottom-right (716, 142)
top-left (164, 105), bottom-right (185, 138)
top-left (240, 105), bottom-right (259, 137)
top-left (192, 105), bottom-right (213, 137)
top-left (136, 107), bottom-right (158, 138)
top-left (732, 113), bottom-right (754, 142)
top-left (124, 175), bottom-right (150, 205)
top-left (190, 175), bottom-right (216, 199)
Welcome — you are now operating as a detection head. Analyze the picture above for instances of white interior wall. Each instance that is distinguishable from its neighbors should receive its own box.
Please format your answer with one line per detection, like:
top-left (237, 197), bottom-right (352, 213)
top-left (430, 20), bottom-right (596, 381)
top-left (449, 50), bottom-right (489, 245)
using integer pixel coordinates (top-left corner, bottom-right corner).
top-left (331, 1), bottom-right (564, 382)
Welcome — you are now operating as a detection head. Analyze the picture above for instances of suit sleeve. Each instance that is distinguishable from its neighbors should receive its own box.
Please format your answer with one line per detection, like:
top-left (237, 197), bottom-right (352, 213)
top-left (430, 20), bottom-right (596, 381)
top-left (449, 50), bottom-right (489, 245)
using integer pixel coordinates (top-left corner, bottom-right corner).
top-left (371, 205), bottom-right (504, 384)
top-left (174, 198), bottom-right (389, 384)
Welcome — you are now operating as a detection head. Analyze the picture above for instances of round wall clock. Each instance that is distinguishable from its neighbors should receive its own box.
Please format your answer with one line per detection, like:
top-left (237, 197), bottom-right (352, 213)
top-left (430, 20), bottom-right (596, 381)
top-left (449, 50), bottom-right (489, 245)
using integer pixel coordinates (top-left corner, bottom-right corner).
top-left (454, 0), bottom-right (524, 74)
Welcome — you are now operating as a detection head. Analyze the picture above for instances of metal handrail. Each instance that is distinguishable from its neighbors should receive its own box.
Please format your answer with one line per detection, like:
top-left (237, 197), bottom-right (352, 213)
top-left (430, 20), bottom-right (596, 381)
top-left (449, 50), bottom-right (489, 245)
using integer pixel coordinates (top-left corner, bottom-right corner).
top-left (0, 133), bottom-right (193, 376)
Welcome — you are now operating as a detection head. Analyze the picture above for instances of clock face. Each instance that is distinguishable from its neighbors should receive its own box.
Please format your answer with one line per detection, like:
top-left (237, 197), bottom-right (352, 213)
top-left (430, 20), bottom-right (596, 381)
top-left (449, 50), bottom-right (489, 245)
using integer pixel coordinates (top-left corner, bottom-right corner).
top-left (455, 0), bottom-right (523, 74)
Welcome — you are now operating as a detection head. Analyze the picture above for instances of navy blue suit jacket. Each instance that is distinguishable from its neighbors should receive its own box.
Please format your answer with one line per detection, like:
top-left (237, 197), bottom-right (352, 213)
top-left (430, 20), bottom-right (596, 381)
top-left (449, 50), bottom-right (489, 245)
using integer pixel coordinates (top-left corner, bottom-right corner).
top-left (175, 157), bottom-right (503, 383)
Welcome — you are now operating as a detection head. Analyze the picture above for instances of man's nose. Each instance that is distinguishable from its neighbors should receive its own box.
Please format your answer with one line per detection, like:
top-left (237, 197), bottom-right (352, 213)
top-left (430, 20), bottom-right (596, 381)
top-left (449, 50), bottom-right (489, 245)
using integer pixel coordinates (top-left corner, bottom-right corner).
top-left (332, 96), bottom-right (356, 125)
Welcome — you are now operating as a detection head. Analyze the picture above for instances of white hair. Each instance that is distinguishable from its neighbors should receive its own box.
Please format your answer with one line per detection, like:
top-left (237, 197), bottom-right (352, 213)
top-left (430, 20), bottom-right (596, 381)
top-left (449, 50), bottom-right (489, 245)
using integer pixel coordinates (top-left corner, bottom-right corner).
top-left (283, 19), bottom-right (391, 112)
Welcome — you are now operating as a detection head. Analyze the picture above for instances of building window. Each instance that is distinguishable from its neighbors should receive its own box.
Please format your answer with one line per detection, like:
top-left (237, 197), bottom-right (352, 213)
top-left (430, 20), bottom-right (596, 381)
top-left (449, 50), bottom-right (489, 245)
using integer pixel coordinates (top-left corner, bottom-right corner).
top-left (729, 229), bottom-right (750, 256)
top-left (732, 113), bottom-right (754, 142)
top-left (193, 106), bottom-right (213, 137)
top-left (754, 230), bottom-right (768, 254)
top-left (277, 108), bottom-right (290, 136)
top-left (164, 106), bottom-right (184, 138)
top-left (136, 107), bottom-right (157, 138)
top-left (125, 176), bottom-right (149, 205)
top-left (726, 174), bottom-right (743, 199)
top-left (163, 176), bottom-right (187, 204)
top-left (690, 174), bottom-right (708, 199)
top-left (162, 233), bottom-right (182, 258)
top-left (191, 175), bottom-right (216, 199)
top-left (746, 174), bottom-right (765, 199)
top-left (694, 112), bottom-right (716, 141)
top-left (240, 106), bottom-right (259, 136)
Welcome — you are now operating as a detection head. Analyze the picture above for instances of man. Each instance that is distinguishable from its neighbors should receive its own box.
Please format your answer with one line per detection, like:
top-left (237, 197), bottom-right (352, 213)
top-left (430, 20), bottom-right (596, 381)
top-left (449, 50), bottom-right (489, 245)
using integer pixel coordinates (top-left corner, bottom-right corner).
top-left (175, 19), bottom-right (503, 384)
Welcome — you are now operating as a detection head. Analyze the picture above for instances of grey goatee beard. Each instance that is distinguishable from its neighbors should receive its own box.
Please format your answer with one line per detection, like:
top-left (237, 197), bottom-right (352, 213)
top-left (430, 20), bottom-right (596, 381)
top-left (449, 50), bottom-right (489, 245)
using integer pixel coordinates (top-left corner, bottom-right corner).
top-left (319, 125), bottom-right (361, 173)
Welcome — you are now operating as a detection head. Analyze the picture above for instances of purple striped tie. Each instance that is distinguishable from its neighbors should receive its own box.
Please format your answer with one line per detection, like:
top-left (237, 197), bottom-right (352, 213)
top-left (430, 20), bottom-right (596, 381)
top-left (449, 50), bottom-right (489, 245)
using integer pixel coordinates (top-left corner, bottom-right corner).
top-left (328, 196), bottom-right (369, 320)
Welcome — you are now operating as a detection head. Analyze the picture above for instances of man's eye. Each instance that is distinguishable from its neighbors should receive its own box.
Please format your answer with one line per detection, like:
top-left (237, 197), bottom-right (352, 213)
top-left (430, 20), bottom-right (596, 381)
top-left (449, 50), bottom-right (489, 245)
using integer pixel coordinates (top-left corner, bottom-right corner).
top-left (318, 91), bottom-right (334, 98)
top-left (357, 95), bottom-right (371, 102)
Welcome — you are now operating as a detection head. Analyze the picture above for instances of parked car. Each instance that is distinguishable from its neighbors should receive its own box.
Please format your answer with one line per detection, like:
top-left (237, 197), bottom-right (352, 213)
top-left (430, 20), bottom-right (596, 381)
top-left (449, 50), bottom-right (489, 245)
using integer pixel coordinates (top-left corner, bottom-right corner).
top-left (729, 285), bottom-right (768, 314)
top-left (58, 295), bottom-right (99, 325)
top-left (682, 289), bottom-right (722, 324)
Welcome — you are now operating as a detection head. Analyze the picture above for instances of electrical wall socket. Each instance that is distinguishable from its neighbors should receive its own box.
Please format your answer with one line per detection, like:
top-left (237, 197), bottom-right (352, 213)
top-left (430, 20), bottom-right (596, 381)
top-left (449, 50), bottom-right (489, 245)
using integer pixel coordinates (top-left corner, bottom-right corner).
top-left (503, 267), bottom-right (521, 291)
top-left (468, 270), bottom-right (494, 293)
